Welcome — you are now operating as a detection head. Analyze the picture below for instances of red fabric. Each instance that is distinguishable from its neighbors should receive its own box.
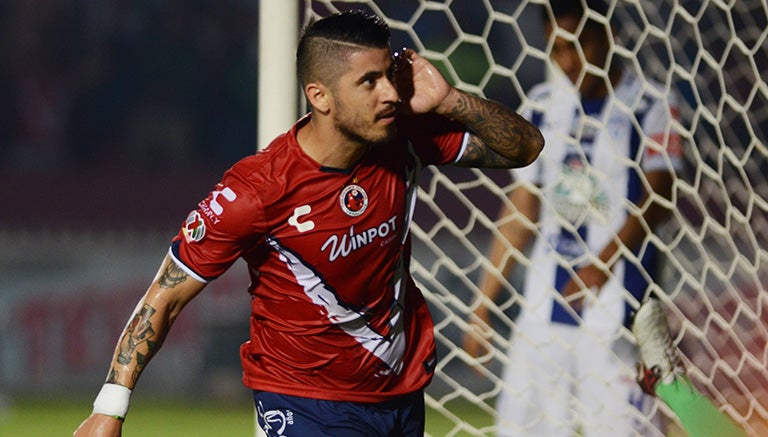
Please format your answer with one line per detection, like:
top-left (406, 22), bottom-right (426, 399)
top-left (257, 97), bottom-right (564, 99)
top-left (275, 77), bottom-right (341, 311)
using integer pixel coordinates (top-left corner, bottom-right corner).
top-left (170, 114), bottom-right (464, 402)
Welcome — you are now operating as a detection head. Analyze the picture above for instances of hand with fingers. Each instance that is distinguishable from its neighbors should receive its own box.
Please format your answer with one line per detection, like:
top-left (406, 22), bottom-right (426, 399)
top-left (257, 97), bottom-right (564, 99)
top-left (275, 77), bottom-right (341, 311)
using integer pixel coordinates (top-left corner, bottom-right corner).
top-left (393, 48), bottom-right (453, 115)
top-left (560, 262), bottom-right (610, 312)
top-left (462, 305), bottom-right (499, 379)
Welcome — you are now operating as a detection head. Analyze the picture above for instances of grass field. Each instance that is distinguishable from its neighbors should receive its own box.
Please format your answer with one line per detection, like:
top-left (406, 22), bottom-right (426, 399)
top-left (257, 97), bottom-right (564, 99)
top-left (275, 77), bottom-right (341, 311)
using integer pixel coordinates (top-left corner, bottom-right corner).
top-left (0, 397), bottom-right (256, 437)
top-left (0, 396), bottom-right (493, 436)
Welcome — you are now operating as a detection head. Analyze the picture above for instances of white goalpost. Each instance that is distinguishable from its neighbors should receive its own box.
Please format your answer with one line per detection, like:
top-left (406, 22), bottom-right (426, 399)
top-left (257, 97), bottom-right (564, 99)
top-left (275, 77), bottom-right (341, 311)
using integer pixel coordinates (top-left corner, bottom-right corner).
top-left (257, 0), bottom-right (299, 150)
top-left (260, 1), bottom-right (768, 436)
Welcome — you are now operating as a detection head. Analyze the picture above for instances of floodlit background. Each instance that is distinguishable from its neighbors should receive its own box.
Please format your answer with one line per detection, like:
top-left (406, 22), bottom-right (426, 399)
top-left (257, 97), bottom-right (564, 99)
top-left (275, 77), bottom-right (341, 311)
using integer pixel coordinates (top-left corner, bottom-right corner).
top-left (0, 1), bottom-right (265, 434)
top-left (1, 0), bottom-right (767, 436)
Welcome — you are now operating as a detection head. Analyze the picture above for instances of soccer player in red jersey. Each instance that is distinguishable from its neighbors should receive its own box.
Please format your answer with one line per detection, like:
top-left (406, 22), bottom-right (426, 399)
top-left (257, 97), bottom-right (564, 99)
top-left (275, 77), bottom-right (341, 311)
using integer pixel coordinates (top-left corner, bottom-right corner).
top-left (74, 10), bottom-right (543, 436)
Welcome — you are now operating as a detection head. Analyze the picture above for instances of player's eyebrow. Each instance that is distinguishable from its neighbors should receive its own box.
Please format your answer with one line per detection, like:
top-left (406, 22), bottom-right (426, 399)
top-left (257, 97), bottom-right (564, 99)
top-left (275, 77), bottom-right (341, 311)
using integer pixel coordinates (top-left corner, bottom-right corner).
top-left (356, 70), bottom-right (385, 85)
top-left (356, 57), bottom-right (394, 85)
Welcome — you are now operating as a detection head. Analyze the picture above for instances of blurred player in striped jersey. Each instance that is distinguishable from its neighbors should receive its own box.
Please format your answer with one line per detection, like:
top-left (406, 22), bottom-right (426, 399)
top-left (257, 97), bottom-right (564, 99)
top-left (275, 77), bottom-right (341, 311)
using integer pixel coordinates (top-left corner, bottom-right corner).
top-left (74, 9), bottom-right (543, 437)
top-left (465, 0), bottom-right (685, 435)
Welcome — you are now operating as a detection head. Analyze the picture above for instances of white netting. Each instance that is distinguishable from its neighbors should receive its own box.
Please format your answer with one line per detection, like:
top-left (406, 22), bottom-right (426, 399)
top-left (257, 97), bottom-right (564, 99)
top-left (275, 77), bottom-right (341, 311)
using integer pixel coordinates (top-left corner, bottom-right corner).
top-left (302, 1), bottom-right (767, 436)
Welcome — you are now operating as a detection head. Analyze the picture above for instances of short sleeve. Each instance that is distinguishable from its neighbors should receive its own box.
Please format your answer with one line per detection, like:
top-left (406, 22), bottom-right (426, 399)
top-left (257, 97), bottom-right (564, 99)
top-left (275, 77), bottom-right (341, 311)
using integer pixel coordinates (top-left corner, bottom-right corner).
top-left (170, 164), bottom-right (267, 282)
top-left (401, 114), bottom-right (468, 166)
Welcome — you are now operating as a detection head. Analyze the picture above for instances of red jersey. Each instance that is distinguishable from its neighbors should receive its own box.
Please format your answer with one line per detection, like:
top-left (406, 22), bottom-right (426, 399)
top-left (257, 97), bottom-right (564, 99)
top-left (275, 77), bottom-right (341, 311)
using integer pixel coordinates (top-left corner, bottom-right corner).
top-left (170, 114), bottom-right (467, 402)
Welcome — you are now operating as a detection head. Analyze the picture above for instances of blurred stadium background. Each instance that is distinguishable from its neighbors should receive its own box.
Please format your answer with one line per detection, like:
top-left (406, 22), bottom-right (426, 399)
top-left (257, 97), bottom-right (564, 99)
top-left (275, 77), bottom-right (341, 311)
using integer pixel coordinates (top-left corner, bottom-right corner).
top-left (1, 0), bottom-right (767, 436)
top-left (0, 1), bottom-right (261, 434)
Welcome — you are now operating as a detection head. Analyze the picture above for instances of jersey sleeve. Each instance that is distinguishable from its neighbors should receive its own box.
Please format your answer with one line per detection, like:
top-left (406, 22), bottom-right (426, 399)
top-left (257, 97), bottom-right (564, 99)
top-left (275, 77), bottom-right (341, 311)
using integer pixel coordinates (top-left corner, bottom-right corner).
top-left (170, 163), bottom-right (268, 282)
top-left (401, 114), bottom-right (468, 166)
top-left (641, 91), bottom-right (684, 173)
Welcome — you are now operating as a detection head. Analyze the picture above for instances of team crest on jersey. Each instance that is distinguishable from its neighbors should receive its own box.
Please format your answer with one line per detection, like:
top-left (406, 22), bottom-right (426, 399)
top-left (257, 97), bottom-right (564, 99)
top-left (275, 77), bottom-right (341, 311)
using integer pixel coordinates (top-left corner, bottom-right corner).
top-left (182, 211), bottom-right (206, 243)
top-left (339, 184), bottom-right (368, 217)
top-left (553, 155), bottom-right (610, 225)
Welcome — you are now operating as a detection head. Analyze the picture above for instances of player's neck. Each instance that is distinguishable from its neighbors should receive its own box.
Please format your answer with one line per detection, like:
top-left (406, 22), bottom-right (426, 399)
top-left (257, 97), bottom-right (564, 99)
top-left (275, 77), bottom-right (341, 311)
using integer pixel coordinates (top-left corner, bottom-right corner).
top-left (296, 117), bottom-right (367, 169)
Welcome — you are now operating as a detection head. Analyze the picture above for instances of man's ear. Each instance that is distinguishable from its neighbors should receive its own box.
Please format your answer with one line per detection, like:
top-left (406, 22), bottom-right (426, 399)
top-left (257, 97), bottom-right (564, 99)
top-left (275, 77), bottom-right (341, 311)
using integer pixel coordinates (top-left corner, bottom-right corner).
top-left (305, 82), bottom-right (331, 114)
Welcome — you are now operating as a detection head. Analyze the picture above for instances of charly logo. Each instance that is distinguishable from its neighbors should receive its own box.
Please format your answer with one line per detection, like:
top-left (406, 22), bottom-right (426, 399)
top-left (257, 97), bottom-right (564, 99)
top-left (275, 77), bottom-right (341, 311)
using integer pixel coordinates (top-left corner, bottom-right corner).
top-left (288, 204), bottom-right (315, 233)
top-left (183, 185), bottom-right (236, 242)
top-left (182, 211), bottom-right (206, 243)
top-left (257, 401), bottom-right (294, 436)
top-left (339, 184), bottom-right (368, 217)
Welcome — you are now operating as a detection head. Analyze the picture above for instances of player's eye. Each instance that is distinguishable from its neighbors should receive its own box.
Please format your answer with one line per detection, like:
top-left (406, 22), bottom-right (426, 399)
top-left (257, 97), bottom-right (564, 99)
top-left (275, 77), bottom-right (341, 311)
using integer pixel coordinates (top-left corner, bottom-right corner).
top-left (359, 74), bottom-right (379, 88)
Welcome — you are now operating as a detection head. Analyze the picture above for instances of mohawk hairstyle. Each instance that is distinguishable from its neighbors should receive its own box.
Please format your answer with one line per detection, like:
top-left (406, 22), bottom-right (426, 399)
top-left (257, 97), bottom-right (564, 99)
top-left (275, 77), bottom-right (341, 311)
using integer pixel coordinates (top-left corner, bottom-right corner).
top-left (296, 10), bottom-right (391, 87)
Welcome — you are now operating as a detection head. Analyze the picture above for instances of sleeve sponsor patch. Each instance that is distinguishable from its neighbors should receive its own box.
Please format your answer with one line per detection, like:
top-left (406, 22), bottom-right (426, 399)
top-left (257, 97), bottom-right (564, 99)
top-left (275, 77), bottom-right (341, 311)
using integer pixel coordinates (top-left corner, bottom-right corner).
top-left (182, 210), bottom-right (206, 243)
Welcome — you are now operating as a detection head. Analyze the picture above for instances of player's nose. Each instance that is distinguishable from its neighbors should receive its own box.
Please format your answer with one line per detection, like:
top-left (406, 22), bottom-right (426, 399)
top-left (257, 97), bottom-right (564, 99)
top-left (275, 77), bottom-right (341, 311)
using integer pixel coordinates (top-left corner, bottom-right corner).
top-left (382, 77), bottom-right (400, 104)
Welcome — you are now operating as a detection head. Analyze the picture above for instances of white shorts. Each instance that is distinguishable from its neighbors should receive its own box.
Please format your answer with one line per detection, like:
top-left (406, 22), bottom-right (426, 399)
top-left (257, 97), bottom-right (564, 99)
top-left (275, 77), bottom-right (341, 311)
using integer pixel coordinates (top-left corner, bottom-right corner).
top-left (495, 318), bottom-right (662, 437)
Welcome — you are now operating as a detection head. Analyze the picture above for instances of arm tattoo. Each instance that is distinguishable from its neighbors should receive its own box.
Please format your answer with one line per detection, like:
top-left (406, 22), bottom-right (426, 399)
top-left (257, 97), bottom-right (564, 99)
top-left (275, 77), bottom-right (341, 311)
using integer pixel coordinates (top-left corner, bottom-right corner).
top-left (158, 261), bottom-right (188, 288)
top-left (106, 368), bottom-right (119, 384)
top-left (114, 304), bottom-right (161, 383)
top-left (105, 261), bottom-right (190, 384)
top-left (448, 92), bottom-right (544, 168)
top-left (457, 135), bottom-right (516, 168)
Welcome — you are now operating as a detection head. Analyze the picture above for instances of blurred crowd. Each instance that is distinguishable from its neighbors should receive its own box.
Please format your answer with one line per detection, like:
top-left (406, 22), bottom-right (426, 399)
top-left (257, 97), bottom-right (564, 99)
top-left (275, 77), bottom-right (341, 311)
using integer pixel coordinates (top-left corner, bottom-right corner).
top-left (0, 0), bottom-right (260, 174)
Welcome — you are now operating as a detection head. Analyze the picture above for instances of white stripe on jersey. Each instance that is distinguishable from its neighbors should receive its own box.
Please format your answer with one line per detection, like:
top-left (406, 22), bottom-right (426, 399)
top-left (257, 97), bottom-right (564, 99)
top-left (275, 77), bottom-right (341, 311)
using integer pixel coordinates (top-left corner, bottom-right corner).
top-left (267, 237), bottom-right (406, 375)
top-left (400, 140), bottom-right (422, 245)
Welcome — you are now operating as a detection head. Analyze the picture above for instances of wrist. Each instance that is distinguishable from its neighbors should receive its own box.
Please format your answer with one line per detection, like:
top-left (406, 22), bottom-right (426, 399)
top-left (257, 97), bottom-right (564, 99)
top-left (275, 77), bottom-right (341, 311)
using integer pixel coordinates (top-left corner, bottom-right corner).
top-left (92, 383), bottom-right (132, 421)
top-left (473, 306), bottom-right (490, 322)
top-left (435, 87), bottom-right (463, 118)
top-left (470, 306), bottom-right (493, 331)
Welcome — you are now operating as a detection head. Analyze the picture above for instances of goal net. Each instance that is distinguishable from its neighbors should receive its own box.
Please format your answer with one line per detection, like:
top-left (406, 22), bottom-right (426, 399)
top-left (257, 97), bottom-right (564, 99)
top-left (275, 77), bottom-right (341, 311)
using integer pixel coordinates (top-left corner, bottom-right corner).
top-left (299, 1), bottom-right (767, 436)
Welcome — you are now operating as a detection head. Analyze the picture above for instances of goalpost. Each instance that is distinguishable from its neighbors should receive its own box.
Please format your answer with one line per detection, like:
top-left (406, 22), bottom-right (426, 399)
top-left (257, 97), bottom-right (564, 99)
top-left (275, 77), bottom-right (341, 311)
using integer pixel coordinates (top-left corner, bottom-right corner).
top-left (260, 1), bottom-right (768, 435)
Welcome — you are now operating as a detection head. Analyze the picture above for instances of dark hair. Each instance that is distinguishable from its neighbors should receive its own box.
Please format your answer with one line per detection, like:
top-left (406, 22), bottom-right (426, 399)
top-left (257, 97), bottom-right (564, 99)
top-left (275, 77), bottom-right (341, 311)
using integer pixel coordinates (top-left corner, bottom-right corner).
top-left (296, 10), bottom-right (390, 87)
top-left (541, 0), bottom-right (610, 28)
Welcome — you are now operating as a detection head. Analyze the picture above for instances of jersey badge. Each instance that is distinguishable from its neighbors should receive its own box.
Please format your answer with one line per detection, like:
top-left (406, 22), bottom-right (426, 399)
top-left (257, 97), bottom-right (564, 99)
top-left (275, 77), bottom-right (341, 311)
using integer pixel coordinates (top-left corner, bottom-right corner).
top-left (553, 155), bottom-right (610, 225)
top-left (339, 184), bottom-right (368, 217)
top-left (182, 211), bottom-right (206, 243)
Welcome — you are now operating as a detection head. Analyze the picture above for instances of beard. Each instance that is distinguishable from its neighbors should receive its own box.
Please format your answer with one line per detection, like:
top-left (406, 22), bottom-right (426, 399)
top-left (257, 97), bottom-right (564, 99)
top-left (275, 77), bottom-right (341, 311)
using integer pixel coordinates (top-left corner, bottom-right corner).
top-left (335, 114), bottom-right (398, 148)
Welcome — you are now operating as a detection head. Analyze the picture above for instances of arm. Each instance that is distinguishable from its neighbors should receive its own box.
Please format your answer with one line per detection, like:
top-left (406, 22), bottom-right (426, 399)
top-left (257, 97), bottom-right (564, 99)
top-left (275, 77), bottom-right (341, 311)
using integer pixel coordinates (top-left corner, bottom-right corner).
top-left (444, 94), bottom-right (544, 168)
top-left (445, 95), bottom-right (544, 169)
top-left (463, 185), bottom-right (540, 358)
top-left (74, 254), bottom-right (207, 436)
top-left (561, 169), bottom-right (674, 310)
top-left (394, 48), bottom-right (544, 168)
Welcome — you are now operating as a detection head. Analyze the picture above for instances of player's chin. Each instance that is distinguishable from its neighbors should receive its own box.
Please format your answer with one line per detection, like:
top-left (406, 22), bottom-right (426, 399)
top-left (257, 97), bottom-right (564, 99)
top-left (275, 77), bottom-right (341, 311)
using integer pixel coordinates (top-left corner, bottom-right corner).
top-left (369, 123), bottom-right (397, 147)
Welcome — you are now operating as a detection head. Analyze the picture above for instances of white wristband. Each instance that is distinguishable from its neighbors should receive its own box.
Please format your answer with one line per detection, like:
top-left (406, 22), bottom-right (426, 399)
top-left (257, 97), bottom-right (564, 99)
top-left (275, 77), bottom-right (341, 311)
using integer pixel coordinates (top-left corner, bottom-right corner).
top-left (92, 383), bottom-right (132, 421)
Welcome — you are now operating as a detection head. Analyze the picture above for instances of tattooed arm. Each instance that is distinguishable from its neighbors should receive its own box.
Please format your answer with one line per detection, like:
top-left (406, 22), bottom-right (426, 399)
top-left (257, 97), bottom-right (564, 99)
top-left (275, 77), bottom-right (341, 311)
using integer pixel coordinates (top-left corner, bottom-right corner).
top-left (446, 92), bottom-right (543, 169)
top-left (395, 48), bottom-right (544, 168)
top-left (74, 254), bottom-right (206, 436)
top-left (107, 255), bottom-right (205, 387)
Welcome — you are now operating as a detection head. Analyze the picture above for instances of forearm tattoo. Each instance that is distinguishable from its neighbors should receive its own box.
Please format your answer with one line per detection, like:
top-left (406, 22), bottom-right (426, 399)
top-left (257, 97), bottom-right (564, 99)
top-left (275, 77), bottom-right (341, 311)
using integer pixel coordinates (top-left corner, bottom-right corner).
top-left (106, 368), bottom-right (119, 384)
top-left (460, 135), bottom-right (515, 168)
top-left (450, 92), bottom-right (544, 168)
top-left (106, 262), bottom-right (188, 384)
top-left (112, 304), bottom-right (160, 384)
